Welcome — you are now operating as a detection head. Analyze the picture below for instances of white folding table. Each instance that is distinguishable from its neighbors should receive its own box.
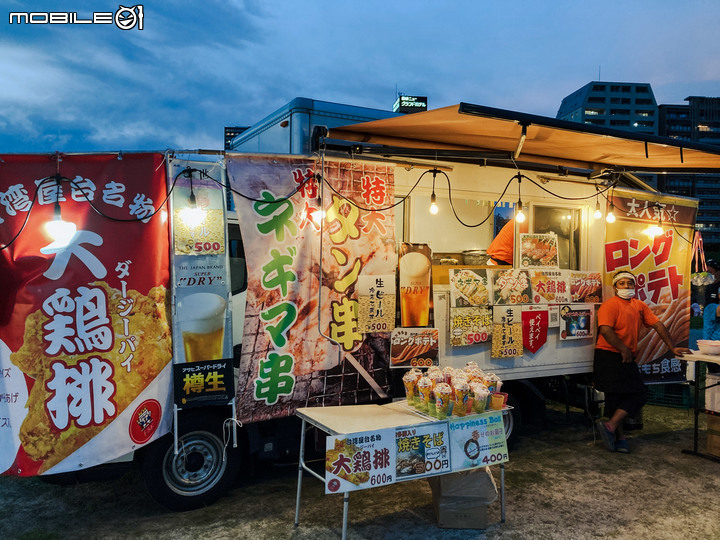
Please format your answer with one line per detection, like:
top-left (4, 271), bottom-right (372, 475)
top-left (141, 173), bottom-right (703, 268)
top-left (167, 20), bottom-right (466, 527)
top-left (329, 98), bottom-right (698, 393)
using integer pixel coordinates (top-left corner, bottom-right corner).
top-left (293, 401), bottom-right (507, 539)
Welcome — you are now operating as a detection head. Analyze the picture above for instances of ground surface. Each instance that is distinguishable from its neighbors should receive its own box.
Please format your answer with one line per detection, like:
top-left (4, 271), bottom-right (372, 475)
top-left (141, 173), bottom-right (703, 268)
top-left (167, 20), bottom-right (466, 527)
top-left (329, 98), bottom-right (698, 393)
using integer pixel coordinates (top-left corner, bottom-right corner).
top-left (1, 400), bottom-right (719, 540)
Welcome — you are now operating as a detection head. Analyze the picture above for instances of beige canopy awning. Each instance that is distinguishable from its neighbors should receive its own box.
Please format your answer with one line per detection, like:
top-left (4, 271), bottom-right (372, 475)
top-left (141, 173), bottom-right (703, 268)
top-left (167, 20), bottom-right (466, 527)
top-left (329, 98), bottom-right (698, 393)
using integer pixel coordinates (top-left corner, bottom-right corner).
top-left (327, 103), bottom-right (720, 173)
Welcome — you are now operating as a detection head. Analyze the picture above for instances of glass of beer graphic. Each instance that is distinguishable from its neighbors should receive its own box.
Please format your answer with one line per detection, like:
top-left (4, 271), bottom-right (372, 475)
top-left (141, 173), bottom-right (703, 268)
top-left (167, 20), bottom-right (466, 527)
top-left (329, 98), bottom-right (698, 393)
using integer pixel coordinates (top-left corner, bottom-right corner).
top-left (178, 292), bottom-right (226, 362)
top-left (400, 251), bottom-right (431, 327)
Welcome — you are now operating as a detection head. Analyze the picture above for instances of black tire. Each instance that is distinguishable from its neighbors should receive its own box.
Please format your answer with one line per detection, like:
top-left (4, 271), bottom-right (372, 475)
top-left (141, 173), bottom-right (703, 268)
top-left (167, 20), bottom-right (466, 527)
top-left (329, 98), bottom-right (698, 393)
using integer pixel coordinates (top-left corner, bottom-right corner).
top-left (505, 392), bottom-right (522, 449)
top-left (141, 412), bottom-right (244, 511)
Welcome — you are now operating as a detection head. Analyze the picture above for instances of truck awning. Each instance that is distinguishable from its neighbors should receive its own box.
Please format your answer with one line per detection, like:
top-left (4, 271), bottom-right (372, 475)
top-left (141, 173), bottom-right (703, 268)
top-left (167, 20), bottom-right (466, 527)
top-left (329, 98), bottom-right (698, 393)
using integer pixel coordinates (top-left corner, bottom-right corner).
top-left (327, 103), bottom-right (720, 173)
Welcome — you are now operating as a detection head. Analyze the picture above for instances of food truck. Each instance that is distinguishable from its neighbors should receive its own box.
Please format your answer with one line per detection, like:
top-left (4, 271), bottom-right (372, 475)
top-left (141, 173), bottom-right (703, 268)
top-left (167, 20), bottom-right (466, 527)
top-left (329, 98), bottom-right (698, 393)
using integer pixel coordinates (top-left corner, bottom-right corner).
top-left (0, 100), bottom-right (716, 511)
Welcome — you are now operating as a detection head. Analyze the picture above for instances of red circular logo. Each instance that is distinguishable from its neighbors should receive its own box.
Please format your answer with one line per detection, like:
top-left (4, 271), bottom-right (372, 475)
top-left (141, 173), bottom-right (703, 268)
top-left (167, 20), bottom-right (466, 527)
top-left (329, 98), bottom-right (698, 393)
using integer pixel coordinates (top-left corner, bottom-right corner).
top-left (328, 478), bottom-right (341, 492)
top-left (129, 399), bottom-right (162, 445)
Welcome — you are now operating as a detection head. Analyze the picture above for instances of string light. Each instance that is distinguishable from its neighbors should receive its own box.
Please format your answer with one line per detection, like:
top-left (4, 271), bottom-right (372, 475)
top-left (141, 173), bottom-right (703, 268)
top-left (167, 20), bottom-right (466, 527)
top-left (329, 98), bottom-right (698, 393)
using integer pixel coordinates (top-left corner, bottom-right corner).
top-left (594, 187), bottom-right (602, 219)
top-left (515, 174), bottom-right (526, 223)
top-left (43, 176), bottom-right (76, 249)
top-left (645, 203), bottom-right (664, 237)
top-left (429, 169), bottom-right (439, 215)
top-left (606, 202), bottom-right (616, 224)
top-left (178, 172), bottom-right (207, 228)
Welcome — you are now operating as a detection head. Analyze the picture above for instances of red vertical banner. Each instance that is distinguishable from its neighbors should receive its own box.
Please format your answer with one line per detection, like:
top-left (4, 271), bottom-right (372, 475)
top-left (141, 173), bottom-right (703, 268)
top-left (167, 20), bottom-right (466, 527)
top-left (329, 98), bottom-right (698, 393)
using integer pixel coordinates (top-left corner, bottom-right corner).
top-left (521, 307), bottom-right (548, 353)
top-left (604, 193), bottom-right (697, 380)
top-left (0, 153), bottom-right (172, 476)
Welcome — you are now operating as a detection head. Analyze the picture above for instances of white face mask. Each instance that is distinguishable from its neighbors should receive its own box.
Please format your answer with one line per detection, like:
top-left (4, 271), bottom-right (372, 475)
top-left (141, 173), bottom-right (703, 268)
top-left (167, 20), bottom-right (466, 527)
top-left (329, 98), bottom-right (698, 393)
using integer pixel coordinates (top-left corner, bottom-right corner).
top-left (617, 288), bottom-right (635, 300)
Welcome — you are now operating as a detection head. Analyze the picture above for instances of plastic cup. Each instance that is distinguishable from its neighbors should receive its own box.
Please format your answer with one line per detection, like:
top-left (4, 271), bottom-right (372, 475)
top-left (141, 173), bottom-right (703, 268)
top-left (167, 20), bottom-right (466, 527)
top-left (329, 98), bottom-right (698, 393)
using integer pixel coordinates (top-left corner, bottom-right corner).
top-left (416, 377), bottom-right (433, 413)
top-left (453, 383), bottom-right (470, 417)
top-left (490, 392), bottom-right (508, 410)
top-left (435, 383), bottom-right (452, 420)
top-left (470, 383), bottom-right (489, 413)
top-left (402, 373), bottom-right (416, 405)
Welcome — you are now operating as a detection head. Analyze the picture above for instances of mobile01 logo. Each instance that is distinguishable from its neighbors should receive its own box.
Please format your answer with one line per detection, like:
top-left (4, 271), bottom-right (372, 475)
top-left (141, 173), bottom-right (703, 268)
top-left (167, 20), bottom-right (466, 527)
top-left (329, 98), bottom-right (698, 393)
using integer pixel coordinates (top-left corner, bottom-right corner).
top-left (9, 5), bottom-right (144, 30)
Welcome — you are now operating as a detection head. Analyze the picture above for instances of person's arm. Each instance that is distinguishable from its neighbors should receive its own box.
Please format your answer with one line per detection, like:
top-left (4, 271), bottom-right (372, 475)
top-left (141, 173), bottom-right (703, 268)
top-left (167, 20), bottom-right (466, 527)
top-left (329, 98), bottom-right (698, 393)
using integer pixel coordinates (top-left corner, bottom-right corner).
top-left (598, 325), bottom-right (634, 363)
top-left (647, 321), bottom-right (692, 363)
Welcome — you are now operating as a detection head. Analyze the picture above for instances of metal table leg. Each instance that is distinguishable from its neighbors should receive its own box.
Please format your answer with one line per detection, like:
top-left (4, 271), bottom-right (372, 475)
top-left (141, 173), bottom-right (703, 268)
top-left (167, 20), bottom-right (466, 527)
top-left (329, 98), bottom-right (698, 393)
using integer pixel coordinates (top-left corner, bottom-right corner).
top-left (500, 462), bottom-right (506, 523)
top-left (294, 418), bottom-right (307, 528)
top-left (342, 492), bottom-right (350, 540)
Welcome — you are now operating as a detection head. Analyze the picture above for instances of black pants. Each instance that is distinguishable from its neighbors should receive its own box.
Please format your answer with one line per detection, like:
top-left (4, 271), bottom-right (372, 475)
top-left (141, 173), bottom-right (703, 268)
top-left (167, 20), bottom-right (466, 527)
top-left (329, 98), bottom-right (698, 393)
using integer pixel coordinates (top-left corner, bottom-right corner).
top-left (593, 348), bottom-right (647, 418)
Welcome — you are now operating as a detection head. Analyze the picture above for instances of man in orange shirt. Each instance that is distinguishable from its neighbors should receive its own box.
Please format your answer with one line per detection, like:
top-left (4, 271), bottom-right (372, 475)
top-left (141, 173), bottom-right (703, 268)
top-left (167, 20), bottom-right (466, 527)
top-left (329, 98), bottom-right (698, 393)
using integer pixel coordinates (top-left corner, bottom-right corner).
top-left (487, 219), bottom-right (514, 266)
top-left (594, 271), bottom-right (691, 453)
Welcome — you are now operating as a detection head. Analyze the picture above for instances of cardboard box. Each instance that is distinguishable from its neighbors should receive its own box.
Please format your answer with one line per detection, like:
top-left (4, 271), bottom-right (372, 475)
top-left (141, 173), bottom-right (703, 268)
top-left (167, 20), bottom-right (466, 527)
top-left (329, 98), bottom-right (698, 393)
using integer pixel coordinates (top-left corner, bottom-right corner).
top-left (706, 373), bottom-right (720, 413)
top-left (707, 415), bottom-right (720, 458)
top-left (427, 468), bottom-right (497, 529)
top-left (432, 496), bottom-right (488, 529)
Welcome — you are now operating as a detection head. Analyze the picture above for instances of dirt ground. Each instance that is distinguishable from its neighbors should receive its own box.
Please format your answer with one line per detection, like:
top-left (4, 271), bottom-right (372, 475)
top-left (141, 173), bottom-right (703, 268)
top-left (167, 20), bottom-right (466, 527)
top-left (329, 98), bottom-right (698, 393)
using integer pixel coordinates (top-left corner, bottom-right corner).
top-left (1, 401), bottom-right (719, 540)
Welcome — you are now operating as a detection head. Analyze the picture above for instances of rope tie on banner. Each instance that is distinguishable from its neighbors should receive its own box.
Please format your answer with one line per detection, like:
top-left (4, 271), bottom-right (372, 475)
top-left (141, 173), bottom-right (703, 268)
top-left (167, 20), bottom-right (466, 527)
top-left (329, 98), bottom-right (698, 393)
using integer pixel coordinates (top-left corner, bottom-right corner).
top-left (693, 230), bottom-right (706, 273)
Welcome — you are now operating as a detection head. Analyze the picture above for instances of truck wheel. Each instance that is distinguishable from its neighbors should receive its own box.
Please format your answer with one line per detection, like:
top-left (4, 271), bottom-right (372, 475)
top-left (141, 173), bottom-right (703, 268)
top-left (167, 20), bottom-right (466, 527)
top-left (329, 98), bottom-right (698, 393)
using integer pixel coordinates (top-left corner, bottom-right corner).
top-left (141, 413), bottom-right (243, 511)
top-left (505, 393), bottom-right (522, 448)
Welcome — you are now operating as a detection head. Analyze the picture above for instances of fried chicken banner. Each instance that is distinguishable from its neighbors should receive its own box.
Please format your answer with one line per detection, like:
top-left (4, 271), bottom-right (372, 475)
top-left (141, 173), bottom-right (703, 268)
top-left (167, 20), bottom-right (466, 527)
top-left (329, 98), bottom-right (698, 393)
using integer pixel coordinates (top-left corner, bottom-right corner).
top-left (0, 153), bottom-right (172, 476)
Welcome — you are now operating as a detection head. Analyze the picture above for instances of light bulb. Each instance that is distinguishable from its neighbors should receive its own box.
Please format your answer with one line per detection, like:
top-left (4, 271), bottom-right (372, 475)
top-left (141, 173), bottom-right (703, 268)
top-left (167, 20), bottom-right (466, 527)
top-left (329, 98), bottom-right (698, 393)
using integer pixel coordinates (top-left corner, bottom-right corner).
top-left (179, 190), bottom-right (207, 228)
top-left (179, 206), bottom-right (207, 228)
top-left (44, 218), bottom-right (77, 248)
top-left (606, 205), bottom-right (616, 224)
top-left (594, 201), bottom-right (602, 219)
top-left (44, 200), bottom-right (76, 249)
top-left (516, 201), bottom-right (526, 223)
top-left (429, 193), bottom-right (438, 215)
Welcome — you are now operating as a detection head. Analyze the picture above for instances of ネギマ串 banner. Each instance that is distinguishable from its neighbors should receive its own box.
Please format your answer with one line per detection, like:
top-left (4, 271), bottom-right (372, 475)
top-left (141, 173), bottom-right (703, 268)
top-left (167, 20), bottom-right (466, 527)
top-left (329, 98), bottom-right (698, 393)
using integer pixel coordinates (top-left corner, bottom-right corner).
top-left (226, 155), bottom-right (397, 423)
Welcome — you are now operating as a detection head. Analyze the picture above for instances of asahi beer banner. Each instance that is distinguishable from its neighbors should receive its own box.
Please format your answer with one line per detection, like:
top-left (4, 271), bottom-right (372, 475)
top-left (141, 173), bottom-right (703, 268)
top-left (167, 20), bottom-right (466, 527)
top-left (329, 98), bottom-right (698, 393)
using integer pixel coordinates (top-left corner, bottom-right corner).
top-left (169, 159), bottom-right (232, 365)
top-left (0, 153), bottom-right (172, 477)
top-left (226, 156), bottom-right (396, 423)
top-left (605, 193), bottom-right (696, 380)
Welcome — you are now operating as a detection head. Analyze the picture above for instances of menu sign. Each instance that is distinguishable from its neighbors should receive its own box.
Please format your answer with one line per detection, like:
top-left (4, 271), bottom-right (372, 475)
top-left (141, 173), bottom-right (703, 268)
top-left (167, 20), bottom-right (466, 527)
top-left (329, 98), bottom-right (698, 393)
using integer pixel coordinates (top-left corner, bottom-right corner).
top-left (324, 410), bottom-right (507, 493)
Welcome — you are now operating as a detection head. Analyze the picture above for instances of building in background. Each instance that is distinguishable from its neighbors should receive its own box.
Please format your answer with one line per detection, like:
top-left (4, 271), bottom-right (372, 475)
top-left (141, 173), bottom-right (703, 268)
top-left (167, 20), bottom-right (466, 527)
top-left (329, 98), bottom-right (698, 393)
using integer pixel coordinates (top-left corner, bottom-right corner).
top-left (556, 81), bottom-right (658, 135)
top-left (659, 97), bottom-right (720, 251)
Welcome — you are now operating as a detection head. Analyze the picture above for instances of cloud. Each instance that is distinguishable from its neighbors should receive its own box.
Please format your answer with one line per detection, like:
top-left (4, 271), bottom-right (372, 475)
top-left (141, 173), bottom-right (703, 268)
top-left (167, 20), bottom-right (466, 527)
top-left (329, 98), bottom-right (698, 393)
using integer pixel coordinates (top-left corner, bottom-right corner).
top-left (1, 0), bottom-right (720, 153)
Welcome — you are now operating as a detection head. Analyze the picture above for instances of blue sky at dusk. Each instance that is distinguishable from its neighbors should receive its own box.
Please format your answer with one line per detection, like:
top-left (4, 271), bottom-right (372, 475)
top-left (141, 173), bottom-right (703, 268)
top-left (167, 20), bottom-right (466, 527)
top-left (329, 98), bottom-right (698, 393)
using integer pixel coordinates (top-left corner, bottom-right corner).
top-left (2, 0), bottom-right (719, 153)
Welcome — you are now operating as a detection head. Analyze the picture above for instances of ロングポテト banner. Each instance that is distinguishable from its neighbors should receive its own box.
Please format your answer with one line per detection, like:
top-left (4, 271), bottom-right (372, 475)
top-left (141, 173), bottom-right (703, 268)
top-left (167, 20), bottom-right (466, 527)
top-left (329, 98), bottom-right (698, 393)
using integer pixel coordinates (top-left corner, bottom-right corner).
top-left (604, 192), bottom-right (697, 381)
top-left (0, 153), bottom-right (173, 476)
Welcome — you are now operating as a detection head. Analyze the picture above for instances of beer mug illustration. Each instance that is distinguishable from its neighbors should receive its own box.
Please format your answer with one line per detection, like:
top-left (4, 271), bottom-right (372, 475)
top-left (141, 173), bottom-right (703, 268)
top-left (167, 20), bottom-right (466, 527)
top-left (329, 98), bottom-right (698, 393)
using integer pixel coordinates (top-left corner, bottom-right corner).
top-left (399, 251), bottom-right (431, 327)
top-left (178, 292), bottom-right (226, 362)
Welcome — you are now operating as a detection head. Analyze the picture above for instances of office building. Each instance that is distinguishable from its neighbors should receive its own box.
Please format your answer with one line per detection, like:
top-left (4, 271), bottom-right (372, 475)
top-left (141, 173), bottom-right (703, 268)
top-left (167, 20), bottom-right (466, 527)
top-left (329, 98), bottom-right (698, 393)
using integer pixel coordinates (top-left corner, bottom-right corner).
top-left (556, 81), bottom-right (658, 135)
top-left (659, 97), bottom-right (720, 250)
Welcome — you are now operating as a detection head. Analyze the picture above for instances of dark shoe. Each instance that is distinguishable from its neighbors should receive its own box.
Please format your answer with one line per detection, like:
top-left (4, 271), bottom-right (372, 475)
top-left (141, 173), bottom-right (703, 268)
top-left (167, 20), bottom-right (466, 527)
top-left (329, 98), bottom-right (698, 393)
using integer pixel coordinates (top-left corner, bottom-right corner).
top-left (597, 421), bottom-right (616, 452)
top-left (615, 439), bottom-right (630, 453)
